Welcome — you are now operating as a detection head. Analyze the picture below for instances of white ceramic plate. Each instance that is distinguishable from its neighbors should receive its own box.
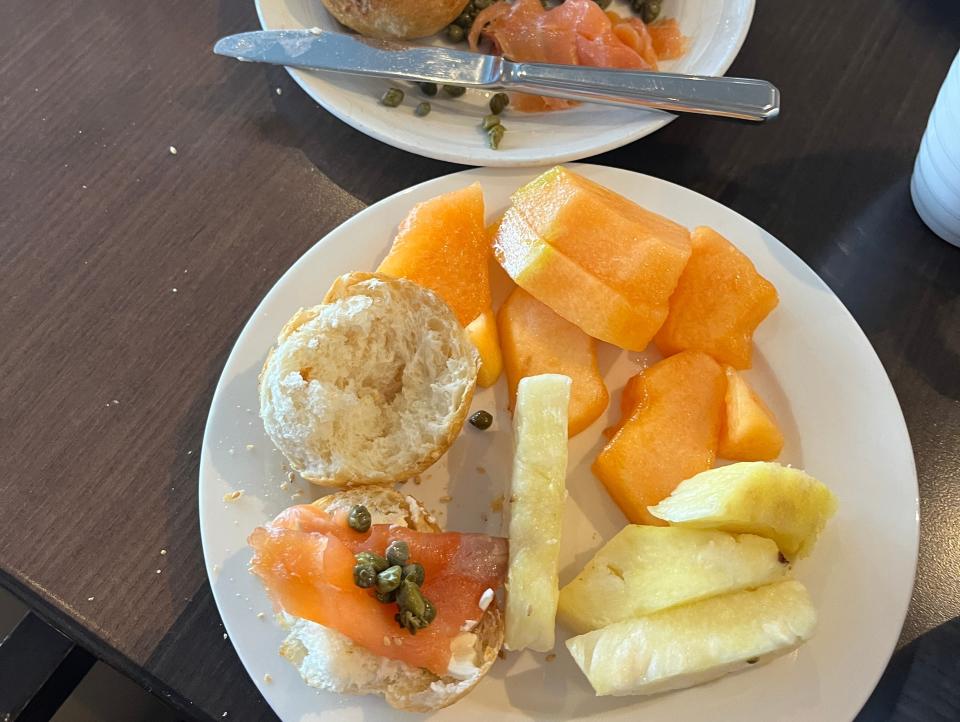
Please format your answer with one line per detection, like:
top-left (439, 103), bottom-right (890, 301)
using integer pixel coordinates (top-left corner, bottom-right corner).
top-left (253, 0), bottom-right (755, 166)
top-left (200, 164), bottom-right (918, 721)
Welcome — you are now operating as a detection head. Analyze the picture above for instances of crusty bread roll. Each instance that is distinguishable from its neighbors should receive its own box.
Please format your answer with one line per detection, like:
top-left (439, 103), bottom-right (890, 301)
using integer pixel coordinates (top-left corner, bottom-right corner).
top-left (277, 489), bottom-right (504, 712)
top-left (320, 0), bottom-right (470, 40)
top-left (259, 273), bottom-right (480, 487)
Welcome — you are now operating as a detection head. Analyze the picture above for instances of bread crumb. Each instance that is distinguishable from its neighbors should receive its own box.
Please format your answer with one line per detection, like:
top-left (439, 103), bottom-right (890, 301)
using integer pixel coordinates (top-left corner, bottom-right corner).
top-left (246, 444), bottom-right (255, 451)
top-left (490, 495), bottom-right (504, 512)
top-left (287, 471), bottom-right (296, 482)
top-left (223, 490), bottom-right (243, 502)
top-left (497, 649), bottom-right (506, 660)
top-left (476, 466), bottom-right (486, 474)
top-left (169, 145), bottom-right (177, 155)
top-left (413, 477), bottom-right (422, 485)
top-left (383, 636), bottom-right (391, 646)
top-left (439, 495), bottom-right (452, 503)
top-left (291, 490), bottom-right (304, 499)
top-left (257, 612), bottom-right (265, 619)
top-left (212, 564), bottom-right (220, 575)
top-left (480, 512), bottom-right (488, 523)
top-left (546, 653), bottom-right (557, 662)
top-left (263, 673), bottom-right (273, 684)
top-left (509, 494), bottom-right (517, 503)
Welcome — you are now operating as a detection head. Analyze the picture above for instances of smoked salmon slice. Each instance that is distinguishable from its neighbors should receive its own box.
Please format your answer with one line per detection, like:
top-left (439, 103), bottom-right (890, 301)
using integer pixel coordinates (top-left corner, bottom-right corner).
top-left (249, 504), bottom-right (508, 677)
top-left (470, 0), bottom-right (686, 111)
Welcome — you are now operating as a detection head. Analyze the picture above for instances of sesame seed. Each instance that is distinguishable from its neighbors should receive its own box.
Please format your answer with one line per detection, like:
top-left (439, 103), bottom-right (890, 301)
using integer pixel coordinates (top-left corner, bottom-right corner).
top-left (87, 596), bottom-right (95, 601)
top-left (169, 146), bottom-right (178, 155)
top-left (156, 569), bottom-right (162, 574)
top-left (257, 612), bottom-right (265, 619)
top-left (275, 88), bottom-right (282, 95)
top-left (223, 490), bottom-right (243, 502)
top-left (171, 288), bottom-right (178, 293)
top-left (160, 549), bottom-right (167, 555)
top-left (245, 444), bottom-right (255, 451)
top-left (223, 633), bottom-right (228, 640)
top-left (263, 673), bottom-right (273, 684)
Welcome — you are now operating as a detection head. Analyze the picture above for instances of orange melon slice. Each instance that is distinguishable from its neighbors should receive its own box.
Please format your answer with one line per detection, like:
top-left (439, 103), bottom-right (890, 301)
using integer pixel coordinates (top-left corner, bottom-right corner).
top-left (378, 183), bottom-right (502, 386)
top-left (494, 206), bottom-right (654, 351)
top-left (655, 226), bottom-right (779, 369)
top-left (718, 367), bottom-right (784, 461)
top-left (499, 288), bottom-right (609, 437)
top-left (508, 167), bottom-right (691, 350)
top-left (592, 351), bottom-right (726, 525)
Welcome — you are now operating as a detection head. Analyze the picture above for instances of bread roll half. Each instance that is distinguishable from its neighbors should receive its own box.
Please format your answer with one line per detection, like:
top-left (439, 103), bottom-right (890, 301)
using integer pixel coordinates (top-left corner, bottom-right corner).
top-left (277, 489), bottom-right (504, 712)
top-left (259, 273), bottom-right (480, 486)
top-left (320, 0), bottom-right (471, 40)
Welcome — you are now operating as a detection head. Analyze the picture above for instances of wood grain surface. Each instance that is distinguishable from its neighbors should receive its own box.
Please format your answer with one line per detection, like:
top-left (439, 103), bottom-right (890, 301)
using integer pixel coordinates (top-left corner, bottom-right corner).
top-left (0, 0), bottom-right (958, 720)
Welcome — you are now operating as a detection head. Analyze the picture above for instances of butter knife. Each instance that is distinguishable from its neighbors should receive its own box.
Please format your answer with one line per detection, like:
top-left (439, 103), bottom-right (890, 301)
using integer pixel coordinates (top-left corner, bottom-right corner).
top-left (214, 29), bottom-right (779, 121)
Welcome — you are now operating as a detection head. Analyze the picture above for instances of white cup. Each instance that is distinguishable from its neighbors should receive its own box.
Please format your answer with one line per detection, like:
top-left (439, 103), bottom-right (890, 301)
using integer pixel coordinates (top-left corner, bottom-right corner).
top-left (912, 48), bottom-right (960, 247)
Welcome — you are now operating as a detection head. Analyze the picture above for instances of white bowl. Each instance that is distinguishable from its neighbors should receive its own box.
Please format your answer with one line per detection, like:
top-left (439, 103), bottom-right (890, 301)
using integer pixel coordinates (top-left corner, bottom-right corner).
top-left (254, 0), bottom-right (755, 166)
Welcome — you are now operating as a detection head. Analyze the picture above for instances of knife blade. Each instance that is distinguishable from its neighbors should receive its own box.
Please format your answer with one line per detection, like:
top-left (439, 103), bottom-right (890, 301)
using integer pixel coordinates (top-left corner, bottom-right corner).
top-left (214, 29), bottom-right (779, 121)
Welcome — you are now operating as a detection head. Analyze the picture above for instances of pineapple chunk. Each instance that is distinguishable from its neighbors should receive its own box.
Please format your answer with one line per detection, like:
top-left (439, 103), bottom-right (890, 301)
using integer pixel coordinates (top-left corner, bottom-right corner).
top-left (504, 373), bottom-right (571, 652)
top-left (648, 462), bottom-right (838, 559)
top-left (566, 580), bottom-right (817, 696)
top-left (558, 526), bottom-right (789, 634)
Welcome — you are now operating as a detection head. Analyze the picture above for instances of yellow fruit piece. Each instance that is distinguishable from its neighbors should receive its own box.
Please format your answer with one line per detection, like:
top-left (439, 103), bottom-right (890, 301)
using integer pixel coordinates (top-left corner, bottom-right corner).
top-left (566, 580), bottom-right (817, 697)
top-left (558, 526), bottom-right (789, 635)
top-left (719, 367), bottom-right (784, 461)
top-left (499, 288), bottom-right (609, 437)
top-left (377, 182), bottom-right (502, 384)
top-left (648, 462), bottom-right (838, 559)
top-left (466, 309), bottom-right (503, 388)
top-left (505, 374), bottom-right (571, 652)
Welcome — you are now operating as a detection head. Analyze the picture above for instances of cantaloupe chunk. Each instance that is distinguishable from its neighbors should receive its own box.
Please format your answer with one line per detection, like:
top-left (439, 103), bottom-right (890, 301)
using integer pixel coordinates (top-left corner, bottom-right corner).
top-left (494, 206), bottom-right (654, 351)
top-left (377, 183), bottom-right (502, 386)
top-left (604, 372), bottom-right (645, 439)
top-left (655, 227), bottom-right (779, 369)
top-left (505, 167), bottom-right (691, 351)
top-left (499, 288), bottom-right (609, 437)
top-left (719, 367), bottom-right (784, 461)
top-left (592, 351), bottom-right (726, 525)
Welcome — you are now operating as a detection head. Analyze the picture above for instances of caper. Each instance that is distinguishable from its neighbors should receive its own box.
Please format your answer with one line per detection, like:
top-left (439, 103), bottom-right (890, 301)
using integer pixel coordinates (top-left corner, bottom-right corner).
top-left (447, 24), bottom-right (465, 42)
top-left (488, 124), bottom-right (506, 150)
top-left (421, 597), bottom-right (437, 624)
top-left (469, 409), bottom-right (494, 429)
top-left (746, 657), bottom-right (759, 664)
top-left (418, 81), bottom-right (438, 97)
top-left (592, 0), bottom-right (611, 7)
top-left (354, 551), bottom-right (389, 573)
top-left (376, 589), bottom-right (397, 603)
top-left (630, 0), bottom-right (645, 13)
top-left (380, 88), bottom-right (404, 107)
top-left (443, 85), bottom-right (467, 98)
top-left (376, 565), bottom-right (403, 594)
top-left (489, 92), bottom-right (510, 115)
top-left (455, 11), bottom-right (472, 28)
top-left (347, 504), bottom-right (371, 533)
top-left (353, 563), bottom-right (377, 588)
top-left (386, 540), bottom-right (410, 566)
top-left (402, 562), bottom-right (425, 586)
top-left (415, 101), bottom-right (432, 117)
top-left (475, 0), bottom-right (492, 8)
top-left (397, 579), bottom-right (426, 618)
top-left (395, 609), bottom-right (423, 634)
top-left (641, 0), bottom-right (661, 23)
top-left (481, 114), bottom-right (501, 131)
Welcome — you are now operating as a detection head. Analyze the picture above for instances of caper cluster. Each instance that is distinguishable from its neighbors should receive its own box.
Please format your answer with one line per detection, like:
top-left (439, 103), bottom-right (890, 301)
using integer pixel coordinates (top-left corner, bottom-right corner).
top-left (446, 0), bottom-right (503, 43)
top-left (349, 519), bottom-right (437, 635)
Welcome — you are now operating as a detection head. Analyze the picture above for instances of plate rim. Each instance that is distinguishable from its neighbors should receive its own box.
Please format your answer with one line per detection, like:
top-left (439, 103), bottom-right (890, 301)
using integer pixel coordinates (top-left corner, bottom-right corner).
top-left (251, 0), bottom-right (757, 166)
top-left (199, 163), bottom-right (919, 721)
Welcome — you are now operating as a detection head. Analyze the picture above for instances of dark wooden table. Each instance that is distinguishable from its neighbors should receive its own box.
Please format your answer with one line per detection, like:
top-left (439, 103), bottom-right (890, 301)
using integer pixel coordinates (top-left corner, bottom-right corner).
top-left (1, 0), bottom-right (958, 720)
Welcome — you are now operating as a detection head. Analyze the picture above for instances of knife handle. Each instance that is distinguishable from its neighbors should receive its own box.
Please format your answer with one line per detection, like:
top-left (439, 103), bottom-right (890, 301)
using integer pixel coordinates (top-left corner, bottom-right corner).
top-left (504, 62), bottom-right (779, 121)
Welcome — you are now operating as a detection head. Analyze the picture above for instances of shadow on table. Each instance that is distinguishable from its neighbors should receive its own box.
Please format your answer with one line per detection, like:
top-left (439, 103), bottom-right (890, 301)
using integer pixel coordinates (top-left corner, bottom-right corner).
top-left (856, 616), bottom-right (960, 721)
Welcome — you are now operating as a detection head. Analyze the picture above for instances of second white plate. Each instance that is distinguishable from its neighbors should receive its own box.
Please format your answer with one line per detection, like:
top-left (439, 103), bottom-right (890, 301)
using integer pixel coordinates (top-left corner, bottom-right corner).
top-left (200, 164), bottom-right (918, 721)
top-left (254, 0), bottom-right (755, 166)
